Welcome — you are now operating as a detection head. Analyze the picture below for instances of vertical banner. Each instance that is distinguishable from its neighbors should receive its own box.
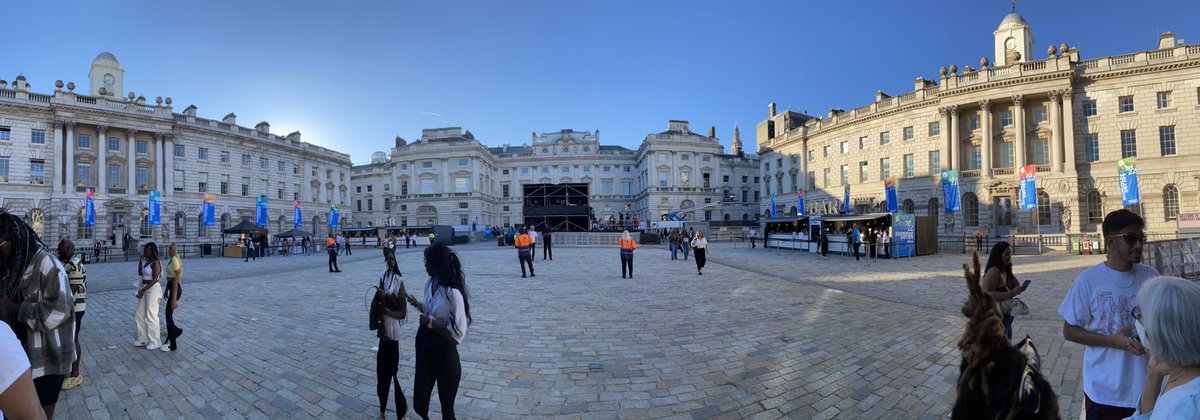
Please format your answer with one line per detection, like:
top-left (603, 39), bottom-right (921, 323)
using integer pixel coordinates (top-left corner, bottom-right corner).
top-left (148, 190), bottom-right (161, 225)
top-left (256, 195), bottom-right (268, 227)
top-left (85, 188), bottom-right (96, 226)
top-left (329, 205), bottom-right (340, 228)
top-left (885, 176), bottom-right (899, 213)
top-left (293, 201), bottom-right (303, 227)
top-left (941, 170), bottom-right (960, 213)
top-left (893, 213), bottom-right (916, 257)
top-left (796, 188), bottom-right (806, 217)
top-left (203, 194), bottom-right (216, 226)
top-left (843, 184), bottom-right (851, 214)
top-left (1118, 157), bottom-right (1141, 206)
top-left (1018, 165), bottom-right (1037, 210)
top-left (770, 192), bottom-right (776, 219)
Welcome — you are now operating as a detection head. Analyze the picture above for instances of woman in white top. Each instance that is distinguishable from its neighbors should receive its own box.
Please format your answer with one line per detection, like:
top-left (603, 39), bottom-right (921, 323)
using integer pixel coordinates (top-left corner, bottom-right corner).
top-left (1129, 276), bottom-right (1200, 419)
top-left (0, 321), bottom-right (45, 419)
top-left (691, 231), bottom-right (709, 275)
top-left (405, 242), bottom-right (471, 420)
top-left (375, 249), bottom-right (408, 418)
top-left (133, 243), bottom-right (163, 350)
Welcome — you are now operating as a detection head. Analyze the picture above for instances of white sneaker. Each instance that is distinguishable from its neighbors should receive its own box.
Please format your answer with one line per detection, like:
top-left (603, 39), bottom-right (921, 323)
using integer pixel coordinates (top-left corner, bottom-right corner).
top-left (145, 344), bottom-right (159, 350)
top-left (159, 344), bottom-right (173, 352)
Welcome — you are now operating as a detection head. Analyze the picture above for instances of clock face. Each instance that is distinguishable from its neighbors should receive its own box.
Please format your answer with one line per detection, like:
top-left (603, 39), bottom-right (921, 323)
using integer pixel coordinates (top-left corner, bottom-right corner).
top-left (103, 73), bottom-right (115, 86)
top-left (1005, 38), bottom-right (1017, 51)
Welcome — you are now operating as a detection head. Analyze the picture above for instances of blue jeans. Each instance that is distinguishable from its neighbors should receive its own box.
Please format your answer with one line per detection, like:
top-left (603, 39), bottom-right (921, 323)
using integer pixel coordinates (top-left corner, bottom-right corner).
top-left (670, 242), bottom-right (678, 259)
top-left (1003, 314), bottom-right (1015, 340)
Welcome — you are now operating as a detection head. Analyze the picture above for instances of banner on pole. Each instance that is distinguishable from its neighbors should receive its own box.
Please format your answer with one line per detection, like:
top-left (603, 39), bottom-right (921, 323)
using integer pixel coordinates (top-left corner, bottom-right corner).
top-left (1118, 157), bottom-right (1141, 206)
top-left (203, 194), bottom-right (216, 226)
top-left (770, 192), bottom-right (776, 219)
top-left (843, 184), bottom-right (851, 214)
top-left (256, 195), bottom-right (268, 227)
top-left (329, 205), bottom-right (340, 228)
top-left (941, 170), bottom-right (960, 213)
top-left (293, 201), bottom-right (303, 227)
top-left (1019, 165), bottom-right (1037, 210)
top-left (796, 188), bottom-right (806, 217)
top-left (885, 177), bottom-right (899, 213)
top-left (148, 190), bottom-right (161, 225)
top-left (85, 188), bottom-right (95, 226)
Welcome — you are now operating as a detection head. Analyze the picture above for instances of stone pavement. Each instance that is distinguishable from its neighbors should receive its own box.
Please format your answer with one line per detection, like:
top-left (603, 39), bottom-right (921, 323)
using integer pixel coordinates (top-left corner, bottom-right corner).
top-left (55, 240), bottom-right (1097, 419)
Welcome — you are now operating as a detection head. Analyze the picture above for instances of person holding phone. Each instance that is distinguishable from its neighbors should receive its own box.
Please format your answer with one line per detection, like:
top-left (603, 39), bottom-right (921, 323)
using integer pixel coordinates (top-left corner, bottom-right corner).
top-left (405, 242), bottom-right (471, 420)
top-left (981, 241), bottom-right (1027, 340)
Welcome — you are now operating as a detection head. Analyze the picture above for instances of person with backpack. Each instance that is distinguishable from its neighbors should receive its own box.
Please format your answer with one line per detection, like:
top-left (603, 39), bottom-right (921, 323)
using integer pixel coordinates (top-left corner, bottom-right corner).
top-left (514, 229), bottom-right (534, 278)
top-left (371, 249), bottom-right (408, 418)
top-left (327, 234), bottom-right (341, 273)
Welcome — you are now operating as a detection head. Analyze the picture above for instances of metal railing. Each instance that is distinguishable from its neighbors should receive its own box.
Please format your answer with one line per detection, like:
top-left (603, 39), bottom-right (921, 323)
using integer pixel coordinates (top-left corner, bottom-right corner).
top-left (1144, 238), bottom-right (1200, 280)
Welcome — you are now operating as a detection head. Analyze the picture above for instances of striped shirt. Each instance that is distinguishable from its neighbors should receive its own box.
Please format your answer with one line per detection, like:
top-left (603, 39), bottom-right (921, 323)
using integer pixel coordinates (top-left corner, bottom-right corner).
top-left (423, 277), bottom-right (468, 344)
top-left (64, 254), bottom-right (87, 312)
top-left (16, 250), bottom-right (76, 378)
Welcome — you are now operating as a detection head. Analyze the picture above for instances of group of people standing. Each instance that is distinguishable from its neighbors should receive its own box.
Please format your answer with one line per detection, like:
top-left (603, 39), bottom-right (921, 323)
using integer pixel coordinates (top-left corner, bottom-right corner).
top-left (665, 228), bottom-right (709, 275)
top-left (133, 242), bottom-right (185, 353)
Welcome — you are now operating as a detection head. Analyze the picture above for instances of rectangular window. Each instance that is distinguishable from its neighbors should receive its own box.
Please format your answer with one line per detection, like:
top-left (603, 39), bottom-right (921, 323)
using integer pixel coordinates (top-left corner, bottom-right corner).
top-left (173, 170), bottom-right (184, 191)
top-left (173, 144), bottom-right (184, 157)
top-left (108, 138), bottom-right (121, 152)
top-left (970, 147), bottom-right (981, 170)
top-left (221, 175), bottom-right (230, 195)
top-left (583, 165), bottom-right (591, 173)
top-left (383, 198), bottom-right (390, 211)
top-left (1083, 100), bottom-right (1097, 117)
top-left (859, 162), bottom-right (869, 183)
top-left (903, 154), bottom-right (914, 177)
top-left (260, 158), bottom-right (267, 169)
top-left (454, 177), bottom-right (468, 193)
top-left (293, 165), bottom-right (299, 175)
top-left (1000, 111), bottom-right (1013, 126)
top-left (880, 131), bottom-right (891, 145)
top-left (31, 130), bottom-right (45, 144)
top-left (969, 115), bottom-right (980, 131)
top-left (1119, 95), bottom-right (1135, 113)
top-left (1000, 143), bottom-right (1014, 168)
top-left (1033, 139), bottom-right (1049, 165)
top-left (681, 154), bottom-right (690, 161)
top-left (658, 154), bottom-right (668, 162)
top-left (30, 160), bottom-right (45, 183)
top-left (840, 165), bottom-right (849, 186)
top-left (541, 167), bottom-right (549, 174)
top-left (929, 151), bottom-right (940, 174)
top-left (77, 163), bottom-right (91, 186)
top-left (357, 200), bottom-right (363, 212)
top-left (458, 159), bottom-right (469, 166)
top-left (742, 176), bottom-right (748, 183)
top-left (198, 173), bottom-right (208, 193)
top-left (0, 127), bottom-right (9, 142)
top-left (659, 172), bottom-right (668, 187)
top-left (823, 146), bottom-right (831, 157)
top-left (1084, 134), bottom-right (1100, 163)
top-left (0, 157), bottom-right (8, 180)
top-left (561, 166), bottom-right (569, 173)
top-left (278, 182), bottom-right (285, 200)
top-left (421, 179), bottom-right (436, 194)
top-left (400, 181), bottom-right (408, 195)
top-left (108, 164), bottom-right (121, 187)
top-left (242, 177), bottom-right (250, 196)
top-left (859, 136), bottom-right (869, 150)
top-left (928, 122), bottom-right (940, 137)
top-left (1160, 126), bottom-right (1176, 156)
top-left (1121, 129), bottom-right (1137, 158)
top-left (220, 151), bottom-right (229, 163)
top-left (278, 161), bottom-right (285, 172)
top-left (903, 126), bottom-right (914, 141)
top-left (1156, 91), bottom-right (1171, 109)
top-left (880, 158), bottom-right (890, 180)
top-left (136, 167), bottom-right (149, 189)
top-left (1032, 107), bottom-right (1047, 123)
top-left (622, 181), bottom-right (632, 195)
top-left (136, 140), bottom-right (148, 155)
top-left (602, 180), bottom-right (613, 195)
top-left (78, 134), bottom-right (92, 149)
top-left (703, 173), bottom-right (711, 188)
top-left (366, 199), bottom-right (373, 211)
top-left (841, 141), bottom-right (849, 154)
top-left (458, 202), bottom-right (468, 209)
top-left (823, 168), bottom-right (831, 188)
top-left (723, 175), bottom-right (729, 183)
top-left (242, 154), bottom-right (250, 166)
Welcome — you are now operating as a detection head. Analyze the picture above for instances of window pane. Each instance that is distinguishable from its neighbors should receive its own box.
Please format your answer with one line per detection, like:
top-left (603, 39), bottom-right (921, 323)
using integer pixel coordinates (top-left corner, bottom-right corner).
top-left (1121, 130), bottom-right (1137, 158)
top-left (1160, 126), bottom-right (1176, 156)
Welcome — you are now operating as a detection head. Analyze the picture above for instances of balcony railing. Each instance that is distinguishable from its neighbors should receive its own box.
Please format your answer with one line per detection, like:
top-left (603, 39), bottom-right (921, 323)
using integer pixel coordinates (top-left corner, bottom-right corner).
top-left (107, 187), bottom-right (126, 194)
top-left (961, 170), bottom-right (981, 178)
top-left (991, 167), bottom-right (1015, 176)
top-left (1035, 164), bottom-right (1051, 173)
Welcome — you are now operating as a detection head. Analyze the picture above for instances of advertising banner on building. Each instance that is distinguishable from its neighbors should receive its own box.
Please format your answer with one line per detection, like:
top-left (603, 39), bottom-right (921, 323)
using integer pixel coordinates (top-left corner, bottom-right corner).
top-left (843, 184), bottom-right (851, 214)
top-left (85, 188), bottom-right (95, 226)
top-left (329, 205), bottom-right (340, 228)
top-left (203, 194), bottom-right (216, 226)
top-left (256, 196), bottom-right (268, 227)
top-left (293, 201), bottom-right (303, 227)
top-left (148, 190), bottom-right (161, 225)
top-left (941, 170), bottom-right (960, 213)
top-left (770, 192), bottom-right (776, 219)
top-left (885, 177), bottom-right (899, 213)
top-left (1019, 165), bottom-right (1037, 210)
top-left (893, 213), bottom-right (916, 257)
top-left (1118, 157), bottom-right (1141, 206)
top-left (796, 188), bottom-right (806, 217)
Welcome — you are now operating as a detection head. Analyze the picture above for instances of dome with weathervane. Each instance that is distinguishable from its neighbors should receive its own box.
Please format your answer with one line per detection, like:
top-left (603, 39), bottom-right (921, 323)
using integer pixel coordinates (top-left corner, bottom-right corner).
top-left (93, 52), bottom-right (120, 66)
top-left (997, 13), bottom-right (1029, 31)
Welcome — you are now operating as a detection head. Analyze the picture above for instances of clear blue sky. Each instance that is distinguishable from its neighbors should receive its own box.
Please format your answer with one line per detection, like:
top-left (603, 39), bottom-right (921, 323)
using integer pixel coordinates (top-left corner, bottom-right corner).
top-left (7, 0), bottom-right (1197, 163)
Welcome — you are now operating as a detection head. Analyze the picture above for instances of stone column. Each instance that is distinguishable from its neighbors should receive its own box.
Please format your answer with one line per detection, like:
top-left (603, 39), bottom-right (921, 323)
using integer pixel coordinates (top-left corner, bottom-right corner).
top-left (949, 106), bottom-right (960, 171)
top-left (154, 133), bottom-right (165, 193)
top-left (97, 126), bottom-right (108, 195)
top-left (127, 129), bottom-right (137, 194)
top-left (1012, 96), bottom-right (1025, 169)
top-left (1061, 88), bottom-right (1077, 172)
top-left (980, 99), bottom-right (992, 177)
top-left (65, 123), bottom-right (76, 192)
top-left (441, 159), bottom-right (450, 194)
top-left (163, 135), bottom-right (174, 197)
top-left (939, 108), bottom-right (951, 172)
top-left (1050, 91), bottom-right (1063, 173)
top-left (52, 122), bottom-right (63, 192)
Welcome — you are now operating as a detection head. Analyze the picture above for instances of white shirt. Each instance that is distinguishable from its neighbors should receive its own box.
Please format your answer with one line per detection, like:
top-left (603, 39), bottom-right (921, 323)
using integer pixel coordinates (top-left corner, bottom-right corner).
top-left (529, 230), bottom-right (538, 242)
top-left (423, 277), bottom-right (468, 344)
top-left (692, 238), bottom-right (708, 250)
top-left (0, 322), bottom-right (30, 418)
top-left (1129, 376), bottom-right (1200, 419)
top-left (379, 271), bottom-right (405, 341)
top-left (1059, 262), bottom-right (1160, 407)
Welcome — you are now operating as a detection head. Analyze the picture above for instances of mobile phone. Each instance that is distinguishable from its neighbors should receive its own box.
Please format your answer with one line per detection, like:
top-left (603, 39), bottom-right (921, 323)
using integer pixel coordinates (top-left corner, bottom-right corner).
top-left (1022, 280), bottom-right (1032, 289)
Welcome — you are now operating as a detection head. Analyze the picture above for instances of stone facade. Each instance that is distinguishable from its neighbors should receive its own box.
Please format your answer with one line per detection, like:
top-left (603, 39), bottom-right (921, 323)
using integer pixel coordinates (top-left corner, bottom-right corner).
top-left (757, 12), bottom-right (1200, 236)
top-left (351, 121), bottom-right (761, 229)
top-left (0, 53), bottom-right (353, 247)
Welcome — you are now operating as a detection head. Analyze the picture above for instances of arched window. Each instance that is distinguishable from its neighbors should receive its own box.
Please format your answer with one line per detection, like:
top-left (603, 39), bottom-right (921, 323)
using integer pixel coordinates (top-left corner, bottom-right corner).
top-left (76, 207), bottom-right (93, 239)
top-left (963, 193), bottom-right (979, 227)
top-left (277, 216), bottom-right (286, 233)
top-left (198, 213), bottom-right (208, 238)
top-left (1037, 190), bottom-right (1051, 225)
top-left (723, 214), bottom-right (730, 221)
top-left (139, 209), bottom-right (150, 238)
top-left (877, 201), bottom-right (888, 213)
top-left (1164, 184), bottom-right (1180, 221)
top-left (174, 212), bottom-right (185, 237)
top-left (742, 213), bottom-right (748, 221)
top-left (1086, 190), bottom-right (1103, 224)
top-left (220, 213), bottom-right (231, 231)
top-left (927, 198), bottom-right (939, 218)
top-left (902, 199), bottom-right (915, 214)
top-left (789, 206), bottom-right (798, 216)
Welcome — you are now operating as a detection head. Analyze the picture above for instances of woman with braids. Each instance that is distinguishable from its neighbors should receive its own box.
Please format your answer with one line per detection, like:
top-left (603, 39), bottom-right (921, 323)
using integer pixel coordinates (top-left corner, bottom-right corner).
top-left (0, 211), bottom-right (76, 418)
top-left (981, 241), bottom-right (1028, 340)
top-left (405, 242), bottom-right (471, 420)
top-left (374, 248), bottom-right (409, 418)
top-left (160, 244), bottom-right (184, 352)
top-left (133, 242), bottom-right (163, 350)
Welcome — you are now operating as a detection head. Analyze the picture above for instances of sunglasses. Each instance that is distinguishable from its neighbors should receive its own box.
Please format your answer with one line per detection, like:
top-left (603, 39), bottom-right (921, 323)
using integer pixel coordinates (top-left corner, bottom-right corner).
top-left (1012, 336), bottom-right (1044, 414)
top-left (1106, 232), bottom-right (1147, 246)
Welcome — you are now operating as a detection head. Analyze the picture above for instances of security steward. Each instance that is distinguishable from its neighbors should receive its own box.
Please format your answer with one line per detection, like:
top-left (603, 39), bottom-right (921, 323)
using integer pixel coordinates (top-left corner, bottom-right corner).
top-left (515, 228), bottom-right (535, 278)
top-left (326, 234), bottom-right (341, 272)
top-left (618, 231), bottom-right (637, 278)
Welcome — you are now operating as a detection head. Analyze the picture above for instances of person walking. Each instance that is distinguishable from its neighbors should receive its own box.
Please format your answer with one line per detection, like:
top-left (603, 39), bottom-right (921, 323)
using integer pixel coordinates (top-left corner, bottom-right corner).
top-left (160, 244), bottom-right (184, 352)
top-left (327, 234), bottom-right (341, 273)
top-left (691, 231), bottom-right (708, 275)
top-left (680, 231), bottom-right (690, 261)
top-left (59, 239), bottom-right (87, 390)
top-left (343, 235), bottom-right (353, 256)
top-left (375, 249), bottom-right (408, 418)
top-left (514, 229), bottom-right (534, 278)
top-left (542, 225), bottom-right (553, 261)
top-left (405, 242), bottom-right (472, 420)
top-left (819, 228), bottom-right (829, 260)
top-left (882, 230), bottom-right (891, 259)
top-left (528, 227), bottom-right (538, 258)
top-left (981, 241), bottom-right (1028, 340)
top-left (669, 230), bottom-right (680, 260)
top-left (618, 230), bottom-right (637, 278)
top-left (133, 243), bottom-right (163, 351)
top-left (851, 225), bottom-right (862, 261)
top-left (749, 227), bottom-right (757, 248)
top-left (244, 237), bottom-right (256, 262)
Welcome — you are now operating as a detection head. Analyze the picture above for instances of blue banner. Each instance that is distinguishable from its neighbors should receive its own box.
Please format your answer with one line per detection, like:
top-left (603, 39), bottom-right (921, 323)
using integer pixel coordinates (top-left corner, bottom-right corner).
top-left (885, 177), bottom-right (899, 213)
top-left (843, 184), bottom-right (851, 214)
top-left (941, 170), bottom-right (960, 213)
top-left (148, 190), bottom-right (161, 225)
top-left (1118, 157), bottom-right (1140, 206)
top-left (1018, 165), bottom-right (1037, 210)
top-left (256, 196), bottom-right (268, 227)
top-left (203, 194), bottom-right (216, 226)
top-left (796, 188), bottom-right (805, 217)
top-left (770, 192), bottom-right (776, 219)
top-left (85, 188), bottom-right (95, 226)
top-left (893, 213), bottom-right (916, 258)
top-left (293, 201), bottom-right (303, 227)
top-left (329, 206), bottom-right (340, 228)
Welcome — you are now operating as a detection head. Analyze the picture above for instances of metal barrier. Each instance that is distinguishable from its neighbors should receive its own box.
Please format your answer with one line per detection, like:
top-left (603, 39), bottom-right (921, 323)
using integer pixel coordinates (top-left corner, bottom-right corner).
top-left (1144, 238), bottom-right (1200, 281)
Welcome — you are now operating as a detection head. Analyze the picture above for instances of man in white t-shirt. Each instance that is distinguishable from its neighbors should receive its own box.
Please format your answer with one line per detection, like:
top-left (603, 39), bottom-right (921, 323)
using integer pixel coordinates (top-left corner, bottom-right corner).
top-left (1059, 209), bottom-right (1159, 419)
top-left (528, 227), bottom-right (538, 257)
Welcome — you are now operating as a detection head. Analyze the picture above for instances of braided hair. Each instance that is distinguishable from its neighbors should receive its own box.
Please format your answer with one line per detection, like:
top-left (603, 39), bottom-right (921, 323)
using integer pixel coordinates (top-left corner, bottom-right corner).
top-left (423, 242), bottom-right (471, 325)
top-left (0, 211), bottom-right (47, 302)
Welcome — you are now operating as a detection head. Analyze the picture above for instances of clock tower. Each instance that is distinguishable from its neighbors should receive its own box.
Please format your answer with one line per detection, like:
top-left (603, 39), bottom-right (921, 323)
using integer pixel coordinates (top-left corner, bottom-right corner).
top-left (993, 13), bottom-right (1034, 66)
top-left (88, 52), bottom-right (125, 97)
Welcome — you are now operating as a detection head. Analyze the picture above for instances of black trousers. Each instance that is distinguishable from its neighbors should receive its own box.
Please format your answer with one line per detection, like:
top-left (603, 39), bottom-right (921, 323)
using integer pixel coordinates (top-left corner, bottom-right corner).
top-left (694, 248), bottom-right (706, 272)
top-left (519, 253), bottom-right (534, 276)
top-left (852, 243), bottom-right (861, 260)
top-left (868, 242), bottom-right (877, 258)
top-left (328, 252), bottom-right (340, 271)
top-left (377, 338), bottom-right (407, 417)
top-left (413, 326), bottom-right (460, 420)
top-left (164, 282), bottom-right (182, 350)
top-left (530, 242), bottom-right (537, 257)
top-left (621, 256), bottom-right (633, 277)
top-left (543, 240), bottom-right (552, 260)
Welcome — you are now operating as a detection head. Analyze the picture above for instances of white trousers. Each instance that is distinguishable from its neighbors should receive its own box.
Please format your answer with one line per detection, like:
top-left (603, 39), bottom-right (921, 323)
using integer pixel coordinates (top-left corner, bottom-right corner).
top-left (136, 284), bottom-right (163, 347)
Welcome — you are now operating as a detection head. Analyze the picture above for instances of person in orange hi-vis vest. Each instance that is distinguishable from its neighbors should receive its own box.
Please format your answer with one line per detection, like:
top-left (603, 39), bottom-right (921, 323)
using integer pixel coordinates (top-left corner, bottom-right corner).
top-left (618, 230), bottom-right (637, 278)
top-left (514, 228), bottom-right (535, 278)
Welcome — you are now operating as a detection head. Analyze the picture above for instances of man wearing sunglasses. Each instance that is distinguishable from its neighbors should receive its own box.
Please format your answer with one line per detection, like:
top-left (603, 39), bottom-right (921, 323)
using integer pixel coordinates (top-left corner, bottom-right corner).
top-left (1059, 209), bottom-right (1160, 419)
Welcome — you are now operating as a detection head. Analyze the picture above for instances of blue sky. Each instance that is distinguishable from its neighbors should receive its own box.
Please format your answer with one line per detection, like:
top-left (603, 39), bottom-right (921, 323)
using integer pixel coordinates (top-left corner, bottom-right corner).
top-left (7, 0), bottom-right (1198, 163)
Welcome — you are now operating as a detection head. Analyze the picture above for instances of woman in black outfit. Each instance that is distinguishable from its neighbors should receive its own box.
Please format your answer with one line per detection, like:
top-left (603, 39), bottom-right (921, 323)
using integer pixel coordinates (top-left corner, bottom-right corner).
top-left (405, 242), bottom-right (472, 420)
top-left (376, 249), bottom-right (408, 418)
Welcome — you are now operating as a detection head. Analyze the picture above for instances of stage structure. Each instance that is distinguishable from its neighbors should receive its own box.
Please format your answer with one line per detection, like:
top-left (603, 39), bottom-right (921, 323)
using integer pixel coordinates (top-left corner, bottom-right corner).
top-left (522, 183), bottom-right (593, 231)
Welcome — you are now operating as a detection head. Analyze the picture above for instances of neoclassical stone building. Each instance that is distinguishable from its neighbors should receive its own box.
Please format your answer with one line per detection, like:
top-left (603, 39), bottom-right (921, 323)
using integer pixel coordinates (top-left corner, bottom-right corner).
top-left (758, 12), bottom-right (1200, 236)
top-left (351, 121), bottom-right (761, 229)
top-left (0, 53), bottom-right (353, 247)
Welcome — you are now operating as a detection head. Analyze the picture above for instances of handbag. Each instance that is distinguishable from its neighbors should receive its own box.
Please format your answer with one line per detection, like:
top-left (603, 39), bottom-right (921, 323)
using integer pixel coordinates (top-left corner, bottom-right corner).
top-left (1000, 297), bottom-right (1030, 316)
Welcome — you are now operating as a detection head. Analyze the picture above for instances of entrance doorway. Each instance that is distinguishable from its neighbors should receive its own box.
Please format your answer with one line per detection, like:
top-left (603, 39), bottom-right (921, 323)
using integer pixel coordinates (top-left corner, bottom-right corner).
top-left (994, 196), bottom-right (1013, 236)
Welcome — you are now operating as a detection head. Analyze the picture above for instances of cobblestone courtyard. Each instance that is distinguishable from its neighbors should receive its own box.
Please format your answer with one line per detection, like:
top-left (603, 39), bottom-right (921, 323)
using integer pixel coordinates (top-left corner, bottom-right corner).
top-left (56, 241), bottom-right (1099, 419)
